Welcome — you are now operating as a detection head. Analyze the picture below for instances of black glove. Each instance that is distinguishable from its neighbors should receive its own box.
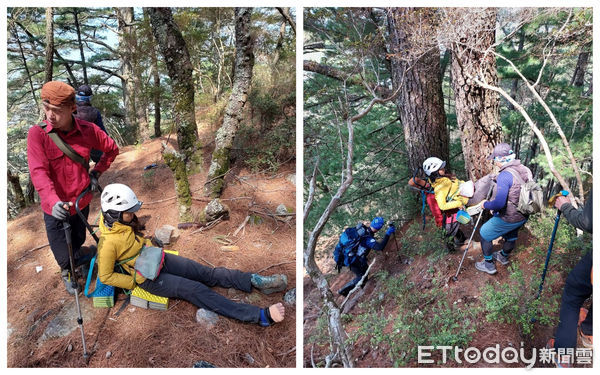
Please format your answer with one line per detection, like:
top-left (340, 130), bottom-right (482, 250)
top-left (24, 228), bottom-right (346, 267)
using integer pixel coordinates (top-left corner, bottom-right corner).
top-left (336, 260), bottom-right (344, 273)
top-left (52, 201), bottom-right (71, 221)
top-left (89, 170), bottom-right (101, 192)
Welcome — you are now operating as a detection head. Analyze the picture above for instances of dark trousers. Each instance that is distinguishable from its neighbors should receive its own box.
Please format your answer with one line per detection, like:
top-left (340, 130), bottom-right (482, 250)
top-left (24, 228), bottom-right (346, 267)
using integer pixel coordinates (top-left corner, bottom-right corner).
top-left (43, 205), bottom-right (89, 270)
top-left (555, 250), bottom-right (593, 349)
top-left (139, 253), bottom-right (261, 323)
top-left (445, 220), bottom-right (466, 246)
top-left (90, 149), bottom-right (103, 163)
top-left (481, 238), bottom-right (516, 257)
top-left (338, 257), bottom-right (369, 296)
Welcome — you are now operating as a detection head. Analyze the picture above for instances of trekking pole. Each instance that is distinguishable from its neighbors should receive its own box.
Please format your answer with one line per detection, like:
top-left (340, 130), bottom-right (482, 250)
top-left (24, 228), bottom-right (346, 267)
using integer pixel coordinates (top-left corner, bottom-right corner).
top-left (531, 190), bottom-right (569, 323)
top-left (63, 219), bottom-right (89, 359)
top-left (535, 190), bottom-right (569, 300)
top-left (451, 185), bottom-right (494, 282)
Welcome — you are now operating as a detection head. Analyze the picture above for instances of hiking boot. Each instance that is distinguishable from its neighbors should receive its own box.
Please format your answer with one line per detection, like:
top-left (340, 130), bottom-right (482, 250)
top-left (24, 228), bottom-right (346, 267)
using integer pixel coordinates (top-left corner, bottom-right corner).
top-left (492, 251), bottom-right (509, 266)
top-left (546, 338), bottom-right (573, 368)
top-left (61, 269), bottom-right (81, 295)
top-left (578, 326), bottom-right (593, 348)
top-left (75, 245), bottom-right (97, 267)
top-left (475, 261), bottom-right (497, 275)
top-left (578, 308), bottom-right (593, 348)
top-left (250, 274), bottom-right (287, 295)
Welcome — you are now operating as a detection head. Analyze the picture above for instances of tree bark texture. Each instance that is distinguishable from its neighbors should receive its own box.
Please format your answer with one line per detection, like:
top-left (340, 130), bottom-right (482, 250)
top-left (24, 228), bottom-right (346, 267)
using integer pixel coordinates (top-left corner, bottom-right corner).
top-left (386, 8), bottom-right (449, 173)
top-left (44, 7), bottom-right (54, 83)
top-left (116, 8), bottom-right (138, 139)
top-left (144, 9), bottom-right (162, 138)
top-left (148, 7), bottom-right (199, 161)
top-left (73, 9), bottom-right (88, 85)
top-left (450, 8), bottom-right (501, 180)
top-left (25, 176), bottom-right (36, 205)
top-left (570, 50), bottom-right (589, 87)
top-left (8, 170), bottom-right (26, 209)
top-left (162, 144), bottom-right (193, 222)
top-left (205, 7), bottom-right (254, 198)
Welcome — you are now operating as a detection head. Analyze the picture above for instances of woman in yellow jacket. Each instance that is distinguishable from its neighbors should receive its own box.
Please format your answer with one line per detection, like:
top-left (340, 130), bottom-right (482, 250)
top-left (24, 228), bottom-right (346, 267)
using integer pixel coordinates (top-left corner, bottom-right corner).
top-left (97, 183), bottom-right (286, 327)
top-left (423, 157), bottom-right (468, 251)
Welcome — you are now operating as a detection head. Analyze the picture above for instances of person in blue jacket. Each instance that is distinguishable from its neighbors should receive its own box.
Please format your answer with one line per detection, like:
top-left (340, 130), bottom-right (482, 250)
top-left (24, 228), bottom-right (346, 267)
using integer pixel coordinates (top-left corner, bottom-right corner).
top-left (475, 143), bottom-right (534, 275)
top-left (337, 216), bottom-right (395, 296)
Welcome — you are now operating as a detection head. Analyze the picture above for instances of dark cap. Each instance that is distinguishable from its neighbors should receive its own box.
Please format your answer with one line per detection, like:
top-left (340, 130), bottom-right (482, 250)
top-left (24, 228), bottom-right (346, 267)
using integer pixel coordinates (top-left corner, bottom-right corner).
top-left (41, 81), bottom-right (76, 106)
top-left (487, 143), bottom-right (514, 160)
top-left (76, 85), bottom-right (93, 96)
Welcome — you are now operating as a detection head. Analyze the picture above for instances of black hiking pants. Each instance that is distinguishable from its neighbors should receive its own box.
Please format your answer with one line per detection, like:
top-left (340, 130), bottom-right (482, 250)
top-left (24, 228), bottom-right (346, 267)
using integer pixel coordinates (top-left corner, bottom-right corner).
top-left (443, 214), bottom-right (466, 250)
top-left (139, 253), bottom-right (261, 324)
top-left (555, 250), bottom-right (593, 349)
top-left (44, 205), bottom-right (90, 271)
top-left (338, 256), bottom-right (369, 296)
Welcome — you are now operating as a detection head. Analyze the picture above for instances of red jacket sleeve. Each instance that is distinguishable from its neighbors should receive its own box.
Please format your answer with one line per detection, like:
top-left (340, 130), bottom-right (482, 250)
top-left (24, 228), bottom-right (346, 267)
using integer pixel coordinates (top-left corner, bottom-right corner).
top-left (90, 122), bottom-right (119, 173)
top-left (27, 126), bottom-right (61, 210)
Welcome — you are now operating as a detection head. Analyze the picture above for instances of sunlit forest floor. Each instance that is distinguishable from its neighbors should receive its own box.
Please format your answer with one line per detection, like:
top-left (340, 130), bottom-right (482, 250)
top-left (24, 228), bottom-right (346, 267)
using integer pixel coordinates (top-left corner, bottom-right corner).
top-left (7, 136), bottom-right (296, 368)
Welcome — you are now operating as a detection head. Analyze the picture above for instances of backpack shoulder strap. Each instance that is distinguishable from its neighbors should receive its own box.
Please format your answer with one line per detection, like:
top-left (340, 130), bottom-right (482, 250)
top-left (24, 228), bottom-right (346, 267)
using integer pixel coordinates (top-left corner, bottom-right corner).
top-left (38, 123), bottom-right (89, 171)
top-left (504, 167), bottom-right (525, 185)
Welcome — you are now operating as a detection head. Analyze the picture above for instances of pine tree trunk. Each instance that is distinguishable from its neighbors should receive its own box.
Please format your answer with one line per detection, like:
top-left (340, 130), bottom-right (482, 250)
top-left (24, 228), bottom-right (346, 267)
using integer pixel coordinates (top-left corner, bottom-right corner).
top-left (25, 175), bottom-right (36, 205)
top-left (571, 49), bottom-right (589, 87)
top-left (73, 9), bottom-right (88, 85)
top-left (144, 9), bottom-right (161, 138)
top-left (147, 7), bottom-right (199, 162)
top-left (116, 8), bottom-right (137, 139)
top-left (205, 7), bottom-right (254, 198)
top-left (386, 8), bottom-right (449, 173)
top-left (44, 7), bottom-right (54, 83)
top-left (162, 145), bottom-right (193, 222)
top-left (450, 8), bottom-right (501, 180)
top-left (8, 170), bottom-right (26, 210)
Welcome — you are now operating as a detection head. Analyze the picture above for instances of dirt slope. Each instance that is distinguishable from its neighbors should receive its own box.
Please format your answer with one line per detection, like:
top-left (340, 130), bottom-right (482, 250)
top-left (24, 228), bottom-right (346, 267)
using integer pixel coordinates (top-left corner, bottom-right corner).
top-left (7, 137), bottom-right (296, 368)
top-left (303, 218), bottom-right (589, 368)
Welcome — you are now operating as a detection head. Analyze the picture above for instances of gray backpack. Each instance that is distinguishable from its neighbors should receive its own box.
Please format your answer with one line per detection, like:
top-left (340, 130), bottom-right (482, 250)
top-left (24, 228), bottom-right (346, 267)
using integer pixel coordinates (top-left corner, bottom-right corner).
top-left (505, 168), bottom-right (544, 215)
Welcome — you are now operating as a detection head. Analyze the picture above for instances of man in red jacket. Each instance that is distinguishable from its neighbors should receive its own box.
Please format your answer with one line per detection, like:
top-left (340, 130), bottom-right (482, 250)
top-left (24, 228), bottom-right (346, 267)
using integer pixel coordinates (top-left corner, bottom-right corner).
top-left (27, 81), bottom-right (119, 295)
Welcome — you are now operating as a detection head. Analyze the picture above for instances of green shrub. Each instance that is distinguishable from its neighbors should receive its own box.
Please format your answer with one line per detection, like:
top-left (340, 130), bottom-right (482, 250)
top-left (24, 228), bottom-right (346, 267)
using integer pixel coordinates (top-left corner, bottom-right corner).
top-left (480, 265), bottom-right (560, 337)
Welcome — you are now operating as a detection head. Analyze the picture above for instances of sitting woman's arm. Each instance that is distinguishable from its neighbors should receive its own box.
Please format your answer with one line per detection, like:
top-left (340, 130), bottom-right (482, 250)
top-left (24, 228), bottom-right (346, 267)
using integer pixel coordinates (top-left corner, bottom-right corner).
top-left (434, 178), bottom-right (464, 211)
top-left (97, 239), bottom-right (137, 290)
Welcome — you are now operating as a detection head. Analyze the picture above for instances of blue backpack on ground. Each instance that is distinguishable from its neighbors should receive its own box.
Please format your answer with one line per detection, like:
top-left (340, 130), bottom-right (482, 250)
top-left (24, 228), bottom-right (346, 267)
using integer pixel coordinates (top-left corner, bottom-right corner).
top-left (334, 223), bottom-right (369, 270)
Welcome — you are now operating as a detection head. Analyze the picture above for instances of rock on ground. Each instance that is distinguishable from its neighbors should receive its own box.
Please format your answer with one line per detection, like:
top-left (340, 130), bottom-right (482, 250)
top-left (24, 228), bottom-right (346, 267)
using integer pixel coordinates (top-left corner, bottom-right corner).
top-left (195, 308), bottom-right (219, 327)
top-left (204, 199), bottom-right (229, 221)
top-left (283, 288), bottom-right (296, 305)
top-left (37, 299), bottom-right (97, 346)
top-left (155, 225), bottom-right (176, 245)
top-left (276, 204), bottom-right (288, 215)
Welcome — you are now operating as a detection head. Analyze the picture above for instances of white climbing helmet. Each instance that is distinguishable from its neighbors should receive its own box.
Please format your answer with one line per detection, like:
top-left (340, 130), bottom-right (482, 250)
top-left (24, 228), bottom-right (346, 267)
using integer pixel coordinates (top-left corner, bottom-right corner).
top-left (101, 183), bottom-right (143, 213)
top-left (423, 157), bottom-right (446, 176)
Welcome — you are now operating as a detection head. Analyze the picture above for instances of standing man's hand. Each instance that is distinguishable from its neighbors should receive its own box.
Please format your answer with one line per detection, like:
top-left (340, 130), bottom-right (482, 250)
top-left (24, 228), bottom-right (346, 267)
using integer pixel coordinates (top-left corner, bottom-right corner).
top-left (52, 201), bottom-right (73, 220)
top-left (554, 196), bottom-right (570, 211)
top-left (89, 170), bottom-right (101, 192)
